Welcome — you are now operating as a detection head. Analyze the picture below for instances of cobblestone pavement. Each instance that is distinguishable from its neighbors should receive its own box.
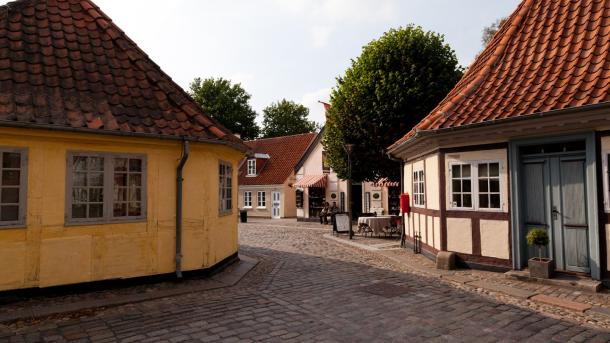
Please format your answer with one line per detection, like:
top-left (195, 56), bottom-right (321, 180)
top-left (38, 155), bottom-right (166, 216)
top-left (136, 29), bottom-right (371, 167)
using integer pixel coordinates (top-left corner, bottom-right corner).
top-left (2, 221), bottom-right (610, 342)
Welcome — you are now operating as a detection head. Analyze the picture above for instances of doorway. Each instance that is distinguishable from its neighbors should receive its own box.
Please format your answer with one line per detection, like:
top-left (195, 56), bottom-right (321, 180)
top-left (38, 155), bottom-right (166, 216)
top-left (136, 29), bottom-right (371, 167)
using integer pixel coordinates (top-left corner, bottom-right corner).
top-left (272, 191), bottom-right (281, 219)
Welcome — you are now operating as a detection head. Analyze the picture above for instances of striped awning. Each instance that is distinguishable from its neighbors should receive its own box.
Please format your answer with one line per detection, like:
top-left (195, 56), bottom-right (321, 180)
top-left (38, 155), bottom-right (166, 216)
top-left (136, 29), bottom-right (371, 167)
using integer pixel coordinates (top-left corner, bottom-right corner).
top-left (372, 178), bottom-right (399, 187)
top-left (294, 174), bottom-right (327, 188)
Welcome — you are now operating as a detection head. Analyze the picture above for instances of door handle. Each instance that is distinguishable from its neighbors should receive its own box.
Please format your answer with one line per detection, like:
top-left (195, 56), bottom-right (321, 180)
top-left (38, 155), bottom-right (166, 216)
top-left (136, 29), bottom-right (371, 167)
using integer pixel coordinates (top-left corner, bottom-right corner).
top-left (552, 206), bottom-right (560, 220)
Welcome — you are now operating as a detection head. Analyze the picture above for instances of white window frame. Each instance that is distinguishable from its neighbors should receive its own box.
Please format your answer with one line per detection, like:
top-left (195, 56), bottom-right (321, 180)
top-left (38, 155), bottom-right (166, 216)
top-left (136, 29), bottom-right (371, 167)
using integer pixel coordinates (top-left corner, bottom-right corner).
top-left (219, 161), bottom-right (233, 215)
top-left (247, 159), bottom-right (256, 176)
top-left (257, 191), bottom-right (266, 208)
top-left (448, 160), bottom-right (503, 212)
top-left (412, 168), bottom-right (425, 207)
top-left (477, 161), bottom-right (502, 211)
top-left (602, 153), bottom-right (610, 213)
top-left (0, 148), bottom-right (28, 228)
top-left (66, 152), bottom-right (147, 224)
top-left (243, 191), bottom-right (252, 208)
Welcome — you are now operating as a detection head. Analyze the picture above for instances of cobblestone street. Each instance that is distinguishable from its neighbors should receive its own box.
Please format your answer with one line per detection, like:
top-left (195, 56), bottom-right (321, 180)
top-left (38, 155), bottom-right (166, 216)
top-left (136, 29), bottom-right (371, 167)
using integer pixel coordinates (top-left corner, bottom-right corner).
top-left (2, 220), bottom-right (610, 342)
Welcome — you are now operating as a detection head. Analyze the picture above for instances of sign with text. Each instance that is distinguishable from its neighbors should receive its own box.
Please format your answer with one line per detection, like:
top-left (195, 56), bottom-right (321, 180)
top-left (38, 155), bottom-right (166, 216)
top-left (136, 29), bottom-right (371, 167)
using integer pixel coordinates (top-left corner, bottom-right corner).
top-left (333, 213), bottom-right (350, 234)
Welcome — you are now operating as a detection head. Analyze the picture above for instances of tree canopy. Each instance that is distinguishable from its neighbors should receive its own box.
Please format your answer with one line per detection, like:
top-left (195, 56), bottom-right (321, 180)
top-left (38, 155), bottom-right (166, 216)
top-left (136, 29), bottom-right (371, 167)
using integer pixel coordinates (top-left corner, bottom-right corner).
top-left (323, 25), bottom-right (463, 182)
top-left (261, 99), bottom-right (318, 138)
top-left (481, 17), bottom-right (507, 46)
top-left (189, 77), bottom-right (260, 140)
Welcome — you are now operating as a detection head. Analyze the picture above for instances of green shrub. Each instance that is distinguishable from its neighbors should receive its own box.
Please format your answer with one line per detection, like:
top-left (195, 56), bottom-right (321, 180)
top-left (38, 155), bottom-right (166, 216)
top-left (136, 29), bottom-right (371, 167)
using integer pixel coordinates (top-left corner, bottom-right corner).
top-left (526, 228), bottom-right (549, 260)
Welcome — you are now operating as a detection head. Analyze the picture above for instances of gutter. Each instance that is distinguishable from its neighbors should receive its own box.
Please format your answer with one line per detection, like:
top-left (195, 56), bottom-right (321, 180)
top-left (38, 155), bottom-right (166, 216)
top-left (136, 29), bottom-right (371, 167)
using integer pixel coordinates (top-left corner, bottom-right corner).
top-left (388, 101), bottom-right (610, 157)
top-left (175, 139), bottom-right (190, 279)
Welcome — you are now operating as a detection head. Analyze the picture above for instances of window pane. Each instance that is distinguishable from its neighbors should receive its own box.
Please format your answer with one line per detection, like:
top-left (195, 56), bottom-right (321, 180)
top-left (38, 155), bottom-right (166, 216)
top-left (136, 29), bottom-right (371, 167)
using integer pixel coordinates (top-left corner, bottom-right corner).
top-left (129, 159), bottom-right (142, 172)
top-left (1, 187), bottom-right (19, 203)
top-left (463, 194), bottom-right (472, 207)
top-left (72, 204), bottom-right (87, 218)
top-left (114, 173), bottom-right (127, 186)
top-left (452, 194), bottom-right (461, 207)
top-left (452, 165), bottom-right (460, 178)
top-left (490, 179), bottom-right (500, 192)
top-left (413, 172), bottom-right (418, 182)
top-left (462, 165), bottom-right (471, 177)
top-left (2, 152), bottom-right (20, 168)
top-left (88, 204), bottom-right (103, 218)
top-left (489, 163), bottom-right (500, 177)
top-left (87, 157), bottom-right (104, 171)
top-left (88, 188), bottom-right (103, 202)
top-left (452, 180), bottom-right (461, 192)
top-left (478, 163), bottom-right (488, 177)
top-left (72, 188), bottom-right (88, 203)
top-left (479, 194), bottom-right (489, 208)
top-left (74, 172), bottom-right (87, 186)
top-left (490, 194), bottom-right (501, 208)
top-left (463, 180), bottom-right (471, 193)
top-left (88, 173), bottom-right (104, 187)
top-left (128, 203), bottom-right (141, 216)
top-left (479, 179), bottom-right (488, 192)
top-left (1, 205), bottom-right (18, 221)
top-left (73, 156), bottom-right (87, 171)
top-left (129, 174), bottom-right (142, 187)
top-left (114, 187), bottom-right (127, 202)
top-left (113, 203), bottom-right (127, 217)
top-left (2, 170), bottom-right (19, 186)
top-left (129, 187), bottom-right (141, 202)
top-left (114, 158), bottom-right (128, 171)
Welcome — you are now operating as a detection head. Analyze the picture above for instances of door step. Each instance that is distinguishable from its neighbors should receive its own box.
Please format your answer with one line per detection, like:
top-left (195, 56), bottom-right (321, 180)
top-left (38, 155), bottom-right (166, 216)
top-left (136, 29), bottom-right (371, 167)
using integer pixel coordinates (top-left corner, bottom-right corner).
top-left (505, 270), bottom-right (602, 293)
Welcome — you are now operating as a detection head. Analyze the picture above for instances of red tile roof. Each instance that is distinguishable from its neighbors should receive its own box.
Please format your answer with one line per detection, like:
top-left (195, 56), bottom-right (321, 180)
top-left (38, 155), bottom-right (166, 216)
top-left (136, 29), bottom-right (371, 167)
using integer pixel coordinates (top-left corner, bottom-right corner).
top-left (390, 0), bottom-right (610, 150)
top-left (0, 0), bottom-right (246, 150)
top-left (239, 133), bottom-right (317, 186)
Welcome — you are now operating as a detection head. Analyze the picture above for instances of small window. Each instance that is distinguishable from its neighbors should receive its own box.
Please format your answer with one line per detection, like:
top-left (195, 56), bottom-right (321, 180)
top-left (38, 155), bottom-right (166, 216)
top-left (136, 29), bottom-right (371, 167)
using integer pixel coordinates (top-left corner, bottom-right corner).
top-left (244, 191), bottom-right (252, 208)
top-left (67, 153), bottom-right (146, 223)
top-left (340, 192), bottom-right (345, 212)
top-left (219, 162), bottom-right (233, 214)
top-left (413, 169), bottom-right (425, 206)
top-left (0, 149), bottom-right (27, 226)
top-left (247, 159), bottom-right (256, 176)
top-left (296, 190), bottom-right (304, 209)
top-left (450, 164), bottom-right (472, 208)
top-left (257, 191), bottom-right (266, 208)
top-left (478, 162), bottom-right (501, 209)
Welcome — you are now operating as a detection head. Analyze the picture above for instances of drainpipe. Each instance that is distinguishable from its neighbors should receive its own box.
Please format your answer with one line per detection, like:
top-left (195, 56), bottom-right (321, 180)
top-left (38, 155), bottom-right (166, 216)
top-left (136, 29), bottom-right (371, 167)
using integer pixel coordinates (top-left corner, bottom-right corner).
top-left (176, 139), bottom-right (190, 279)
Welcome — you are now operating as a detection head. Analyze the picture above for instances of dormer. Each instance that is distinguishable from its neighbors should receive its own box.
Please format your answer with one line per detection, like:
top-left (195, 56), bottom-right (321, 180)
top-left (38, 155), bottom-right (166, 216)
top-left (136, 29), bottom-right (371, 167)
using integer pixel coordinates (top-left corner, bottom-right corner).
top-left (246, 153), bottom-right (270, 177)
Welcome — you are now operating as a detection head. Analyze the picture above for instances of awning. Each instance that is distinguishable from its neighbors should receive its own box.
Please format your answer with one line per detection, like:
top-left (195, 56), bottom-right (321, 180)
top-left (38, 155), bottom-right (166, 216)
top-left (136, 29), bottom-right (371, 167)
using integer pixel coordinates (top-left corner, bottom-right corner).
top-left (294, 174), bottom-right (327, 188)
top-left (372, 178), bottom-right (399, 187)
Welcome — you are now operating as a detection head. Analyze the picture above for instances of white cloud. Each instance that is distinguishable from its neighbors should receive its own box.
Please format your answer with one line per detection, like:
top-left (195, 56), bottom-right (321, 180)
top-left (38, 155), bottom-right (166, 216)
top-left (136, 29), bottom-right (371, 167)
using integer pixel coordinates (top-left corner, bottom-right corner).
top-left (311, 25), bottom-right (334, 48)
top-left (300, 87), bottom-right (332, 125)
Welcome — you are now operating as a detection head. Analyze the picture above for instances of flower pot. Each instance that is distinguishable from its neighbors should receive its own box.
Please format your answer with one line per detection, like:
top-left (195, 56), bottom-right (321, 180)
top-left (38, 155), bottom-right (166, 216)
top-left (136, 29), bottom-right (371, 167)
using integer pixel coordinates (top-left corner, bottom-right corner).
top-left (528, 257), bottom-right (554, 279)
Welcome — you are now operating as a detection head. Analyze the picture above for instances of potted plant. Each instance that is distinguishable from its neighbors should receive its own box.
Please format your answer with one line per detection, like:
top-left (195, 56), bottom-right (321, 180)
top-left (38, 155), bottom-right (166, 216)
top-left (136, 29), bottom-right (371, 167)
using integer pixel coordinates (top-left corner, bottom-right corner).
top-left (526, 228), bottom-right (554, 278)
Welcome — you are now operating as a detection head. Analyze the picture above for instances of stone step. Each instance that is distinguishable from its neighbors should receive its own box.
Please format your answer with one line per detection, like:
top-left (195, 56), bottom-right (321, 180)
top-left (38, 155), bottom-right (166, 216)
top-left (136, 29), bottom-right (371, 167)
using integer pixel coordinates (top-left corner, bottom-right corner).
top-left (505, 270), bottom-right (602, 293)
top-left (530, 294), bottom-right (592, 312)
top-left (467, 280), bottom-right (537, 299)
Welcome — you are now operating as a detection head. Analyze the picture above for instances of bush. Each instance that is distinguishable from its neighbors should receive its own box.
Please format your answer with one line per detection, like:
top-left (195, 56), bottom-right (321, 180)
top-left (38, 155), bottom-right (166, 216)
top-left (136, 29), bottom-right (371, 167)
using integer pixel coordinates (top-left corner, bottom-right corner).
top-left (526, 228), bottom-right (549, 260)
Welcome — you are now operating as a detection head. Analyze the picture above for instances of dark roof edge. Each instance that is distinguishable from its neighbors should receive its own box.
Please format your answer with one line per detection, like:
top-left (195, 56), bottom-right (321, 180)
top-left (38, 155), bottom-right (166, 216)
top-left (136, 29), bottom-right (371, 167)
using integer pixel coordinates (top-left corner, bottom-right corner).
top-left (388, 101), bottom-right (610, 157)
top-left (294, 127), bottom-right (325, 172)
top-left (0, 120), bottom-right (251, 153)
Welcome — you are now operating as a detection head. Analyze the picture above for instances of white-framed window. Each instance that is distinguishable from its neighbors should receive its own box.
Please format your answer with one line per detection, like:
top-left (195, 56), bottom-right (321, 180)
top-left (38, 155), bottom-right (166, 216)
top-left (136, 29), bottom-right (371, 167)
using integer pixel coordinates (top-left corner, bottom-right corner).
top-left (603, 152), bottom-right (610, 212)
top-left (413, 169), bottom-right (425, 207)
top-left (449, 160), bottom-right (502, 211)
top-left (0, 148), bottom-right (27, 227)
top-left (219, 161), bottom-right (233, 214)
top-left (66, 152), bottom-right (146, 223)
top-left (477, 162), bottom-right (501, 209)
top-left (243, 191), bottom-right (252, 208)
top-left (257, 191), bottom-right (266, 208)
top-left (247, 159), bottom-right (256, 176)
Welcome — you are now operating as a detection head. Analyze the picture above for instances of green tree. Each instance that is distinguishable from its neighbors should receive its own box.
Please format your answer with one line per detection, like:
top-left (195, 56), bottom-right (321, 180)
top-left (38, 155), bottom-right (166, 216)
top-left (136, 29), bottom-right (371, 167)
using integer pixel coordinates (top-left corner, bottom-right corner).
top-left (189, 77), bottom-right (260, 140)
top-left (481, 17), bottom-right (507, 46)
top-left (324, 26), bottom-right (462, 182)
top-left (261, 99), bottom-right (318, 138)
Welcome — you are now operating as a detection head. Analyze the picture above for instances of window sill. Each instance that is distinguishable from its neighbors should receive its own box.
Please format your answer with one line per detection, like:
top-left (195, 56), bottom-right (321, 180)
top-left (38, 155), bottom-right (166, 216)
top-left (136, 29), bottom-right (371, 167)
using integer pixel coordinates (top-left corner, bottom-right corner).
top-left (0, 223), bottom-right (26, 230)
top-left (64, 218), bottom-right (147, 227)
top-left (243, 206), bottom-right (252, 209)
top-left (219, 211), bottom-right (233, 217)
top-left (257, 207), bottom-right (267, 209)
top-left (246, 175), bottom-right (257, 177)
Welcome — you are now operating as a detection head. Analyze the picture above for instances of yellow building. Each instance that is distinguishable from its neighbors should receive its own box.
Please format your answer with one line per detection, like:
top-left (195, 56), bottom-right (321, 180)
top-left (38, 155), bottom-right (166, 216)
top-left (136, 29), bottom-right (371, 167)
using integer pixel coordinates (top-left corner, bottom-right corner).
top-left (0, 0), bottom-right (248, 291)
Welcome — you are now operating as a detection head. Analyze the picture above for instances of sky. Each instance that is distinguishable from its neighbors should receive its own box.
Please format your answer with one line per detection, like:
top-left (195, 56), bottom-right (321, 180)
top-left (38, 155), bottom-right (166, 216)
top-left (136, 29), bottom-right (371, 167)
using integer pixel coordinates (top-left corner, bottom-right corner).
top-left (2, 0), bottom-right (521, 125)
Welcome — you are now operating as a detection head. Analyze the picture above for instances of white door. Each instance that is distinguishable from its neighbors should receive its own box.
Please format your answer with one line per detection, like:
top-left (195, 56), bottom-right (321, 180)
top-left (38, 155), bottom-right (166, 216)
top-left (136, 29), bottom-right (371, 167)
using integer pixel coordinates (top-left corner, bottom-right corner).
top-left (272, 192), bottom-right (281, 218)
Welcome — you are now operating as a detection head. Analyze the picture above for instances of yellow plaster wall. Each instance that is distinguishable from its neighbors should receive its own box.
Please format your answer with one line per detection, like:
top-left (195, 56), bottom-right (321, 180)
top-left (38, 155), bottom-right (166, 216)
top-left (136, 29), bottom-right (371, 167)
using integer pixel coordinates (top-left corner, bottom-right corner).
top-left (0, 127), bottom-right (243, 290)
top-left (480, 219), bottom-right (510, 259)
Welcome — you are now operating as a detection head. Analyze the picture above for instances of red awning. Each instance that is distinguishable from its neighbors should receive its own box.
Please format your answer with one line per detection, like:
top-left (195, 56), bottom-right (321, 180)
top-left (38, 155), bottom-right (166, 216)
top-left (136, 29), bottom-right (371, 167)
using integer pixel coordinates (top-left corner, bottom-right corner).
top-left (372, 178), bottom-right (399, 187)
top-left (294, 174), bottom-right (327, 188)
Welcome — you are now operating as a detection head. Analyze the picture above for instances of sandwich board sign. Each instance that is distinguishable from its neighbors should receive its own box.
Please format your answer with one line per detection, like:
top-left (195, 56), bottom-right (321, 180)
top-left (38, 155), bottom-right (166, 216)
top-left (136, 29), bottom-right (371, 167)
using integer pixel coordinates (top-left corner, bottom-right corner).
top-left (333, 213), bottom-right (350, 234)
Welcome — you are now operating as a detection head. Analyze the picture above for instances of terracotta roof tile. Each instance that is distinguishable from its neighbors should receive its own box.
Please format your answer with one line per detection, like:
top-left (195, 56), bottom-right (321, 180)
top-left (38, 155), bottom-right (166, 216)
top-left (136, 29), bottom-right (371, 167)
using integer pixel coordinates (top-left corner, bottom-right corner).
top-left (390, 0), bottom-right (610, 150)
top-left (0, 0), bottom-right (246, 150)
top-left (238, 133), bottom-right (317, 186)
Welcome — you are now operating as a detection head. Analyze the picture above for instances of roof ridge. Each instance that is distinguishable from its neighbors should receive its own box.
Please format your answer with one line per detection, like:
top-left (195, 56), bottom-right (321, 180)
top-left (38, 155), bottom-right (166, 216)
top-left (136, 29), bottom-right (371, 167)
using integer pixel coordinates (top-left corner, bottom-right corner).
top-left (245, 132), bottom-right (317, 142)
